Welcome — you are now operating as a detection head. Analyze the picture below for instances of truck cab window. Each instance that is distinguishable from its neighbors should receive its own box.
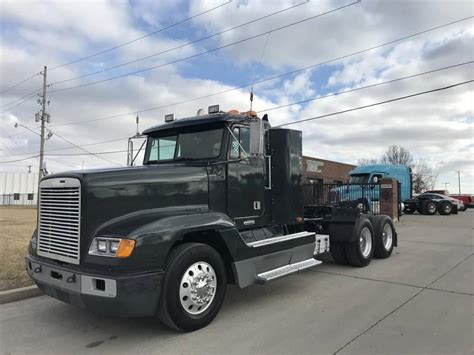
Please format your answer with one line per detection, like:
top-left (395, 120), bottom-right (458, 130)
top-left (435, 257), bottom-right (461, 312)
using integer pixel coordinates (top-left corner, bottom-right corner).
top-left (371, 174), bottom-right (382, 183)
top-left (349, 174), bottom-right (369, 184)
top-left (146, 128), bottom-right (223, 163)
top-left (230, 126), bottom-right (250, 159)
top-left (149, 136), bottom-right (177, 161)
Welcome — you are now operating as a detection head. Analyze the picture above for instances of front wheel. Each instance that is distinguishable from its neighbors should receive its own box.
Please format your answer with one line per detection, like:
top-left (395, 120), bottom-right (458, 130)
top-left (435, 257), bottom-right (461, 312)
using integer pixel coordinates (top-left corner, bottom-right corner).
top-left (158, 243), bottom-right (227, 331)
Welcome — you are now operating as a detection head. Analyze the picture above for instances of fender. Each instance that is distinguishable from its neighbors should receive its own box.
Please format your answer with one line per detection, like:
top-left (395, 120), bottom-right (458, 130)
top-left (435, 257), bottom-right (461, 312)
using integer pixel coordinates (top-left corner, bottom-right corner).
top-left (84, 207), bottom-right (236, 270)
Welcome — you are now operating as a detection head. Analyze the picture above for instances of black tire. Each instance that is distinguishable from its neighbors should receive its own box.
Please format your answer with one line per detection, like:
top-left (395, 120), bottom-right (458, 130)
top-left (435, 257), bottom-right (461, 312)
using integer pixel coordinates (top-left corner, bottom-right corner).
top-left (344, 217), bottom-right (375, 267)
top-left (438, 201), bottom-right (452, 215)
top-left (421, 200), bottom-right (437, 215)
top-left (372, 215), bottom-right (395, 259)
top-left (353, 198), bottom-right (370, 213)
top-left (157, 243), bottom-right (227, 332)
top-left (330, 242), bottom-right (348, 265)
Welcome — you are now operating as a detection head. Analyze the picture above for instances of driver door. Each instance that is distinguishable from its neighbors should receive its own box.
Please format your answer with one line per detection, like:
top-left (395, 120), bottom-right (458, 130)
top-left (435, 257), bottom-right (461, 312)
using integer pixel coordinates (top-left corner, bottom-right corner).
top-left (227, 125), bottom-right (266, 229)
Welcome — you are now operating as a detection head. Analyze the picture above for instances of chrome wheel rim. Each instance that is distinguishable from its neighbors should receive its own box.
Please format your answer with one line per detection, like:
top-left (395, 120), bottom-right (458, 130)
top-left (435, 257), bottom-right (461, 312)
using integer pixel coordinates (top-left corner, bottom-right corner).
top-left (359, 227), bottom-right (372, 258)
top-left (179, 261), bottom-right (217, 315)
top-left (443, 204), bottom-right (451, 213)
top-left (428, 204), bottom-right (436, 213)
top-left (382, 223), bottom-right (393, 250)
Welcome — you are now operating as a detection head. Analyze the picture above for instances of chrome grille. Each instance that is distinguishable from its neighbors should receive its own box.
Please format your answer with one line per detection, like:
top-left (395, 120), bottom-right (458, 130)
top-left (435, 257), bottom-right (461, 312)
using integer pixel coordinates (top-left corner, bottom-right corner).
top-left (38, 178), bottom-right (81, 264)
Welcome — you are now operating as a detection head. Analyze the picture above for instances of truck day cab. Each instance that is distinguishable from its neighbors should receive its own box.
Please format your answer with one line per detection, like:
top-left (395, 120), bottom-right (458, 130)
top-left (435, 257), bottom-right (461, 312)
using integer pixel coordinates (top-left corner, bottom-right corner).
top-left (337, 165), bottom-right (412, 212)
top-left (26, 106), bottom-right (397, 331)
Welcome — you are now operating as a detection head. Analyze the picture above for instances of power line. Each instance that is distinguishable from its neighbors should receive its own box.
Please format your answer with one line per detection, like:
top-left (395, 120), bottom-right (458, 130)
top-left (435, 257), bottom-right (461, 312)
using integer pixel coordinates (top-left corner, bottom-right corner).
top-left (3, 82), bottom-right (470, 164)
top-left (5, 137), bottom-right (130, 157)
top-left (276, 80), bottom-right (473, 127)
top-left (50, 16), bottom-right (473, 128)
top-left (7, 60), bottom-right (470, 158)
top-left (0, 72), bottom-right (40, 95)
top-left (48, 1), bottom-right (232, 71)
top-left (51, 1), bottom-right (309, 85)
top-left (0, 155), bottom-right (39, 163)
top-left (0, 90), bottom-right (40, 112)
top-left (257, 61), bottom-right (473, 113)
top-left (46, 149), bottom-right (128, 156)
top-left (49, 129), bottom-right (123, 166)
top-left (48, 1), bottom-right (361, 93)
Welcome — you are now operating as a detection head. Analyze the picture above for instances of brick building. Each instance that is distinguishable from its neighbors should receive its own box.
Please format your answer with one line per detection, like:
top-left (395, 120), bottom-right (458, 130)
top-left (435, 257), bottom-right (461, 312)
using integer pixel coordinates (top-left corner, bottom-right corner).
top-left (303, 156), bottom-right (356, 184)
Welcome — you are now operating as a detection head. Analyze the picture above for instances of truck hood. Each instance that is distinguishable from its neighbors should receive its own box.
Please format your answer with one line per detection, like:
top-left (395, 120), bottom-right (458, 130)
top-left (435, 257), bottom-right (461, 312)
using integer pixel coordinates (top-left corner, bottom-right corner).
top-left (41, 164), bottom-right (209, 256)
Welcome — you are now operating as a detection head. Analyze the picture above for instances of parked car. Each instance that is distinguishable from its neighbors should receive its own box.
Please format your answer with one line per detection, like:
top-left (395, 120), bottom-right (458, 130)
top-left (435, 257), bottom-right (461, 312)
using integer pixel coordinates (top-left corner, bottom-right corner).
top-left (404, 193), bottom-right (459, 215)
top-left (449, 194), bottom-right (473, 210)
top-left (423, 193), bottom-right (465, 211)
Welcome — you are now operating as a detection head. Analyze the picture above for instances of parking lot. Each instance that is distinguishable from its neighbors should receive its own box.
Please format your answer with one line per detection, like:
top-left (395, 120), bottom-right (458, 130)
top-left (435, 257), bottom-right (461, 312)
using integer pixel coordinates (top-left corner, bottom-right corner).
top-left (1, 211), bottom-right (472, 354)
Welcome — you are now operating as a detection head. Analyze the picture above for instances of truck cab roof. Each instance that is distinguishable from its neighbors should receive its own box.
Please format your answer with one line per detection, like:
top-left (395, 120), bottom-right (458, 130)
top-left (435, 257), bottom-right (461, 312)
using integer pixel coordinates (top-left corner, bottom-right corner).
top-left (142, 112), bottom-right (250, 136)
top-left (350, 164), bottom-right (410, 175)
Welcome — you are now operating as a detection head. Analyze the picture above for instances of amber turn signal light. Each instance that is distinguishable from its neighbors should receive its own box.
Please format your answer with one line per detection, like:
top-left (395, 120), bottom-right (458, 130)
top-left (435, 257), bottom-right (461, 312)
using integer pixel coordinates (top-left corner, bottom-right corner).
top-left (116, 239), bottom-right (136, 258)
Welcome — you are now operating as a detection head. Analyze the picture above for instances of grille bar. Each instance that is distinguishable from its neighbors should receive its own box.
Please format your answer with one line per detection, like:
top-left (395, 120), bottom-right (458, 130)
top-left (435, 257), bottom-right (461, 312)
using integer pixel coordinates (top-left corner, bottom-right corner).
top-left (37, 178), bottom-right (81, 264)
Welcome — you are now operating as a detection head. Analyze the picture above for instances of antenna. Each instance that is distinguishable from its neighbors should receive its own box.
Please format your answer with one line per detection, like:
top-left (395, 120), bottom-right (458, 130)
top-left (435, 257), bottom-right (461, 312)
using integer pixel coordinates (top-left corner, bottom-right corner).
top-left (249, 32), bottom-right (272, 111)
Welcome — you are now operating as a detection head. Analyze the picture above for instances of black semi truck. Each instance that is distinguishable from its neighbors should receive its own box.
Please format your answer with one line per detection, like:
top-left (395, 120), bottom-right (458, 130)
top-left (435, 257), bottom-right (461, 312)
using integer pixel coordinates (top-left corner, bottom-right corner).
top-left (26, 106), bottom-right (397, 331)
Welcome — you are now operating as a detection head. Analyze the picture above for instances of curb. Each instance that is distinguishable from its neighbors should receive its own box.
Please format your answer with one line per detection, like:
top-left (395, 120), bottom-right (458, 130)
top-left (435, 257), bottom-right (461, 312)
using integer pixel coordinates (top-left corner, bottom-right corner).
top-left (0, 285), bottom-right (43, 305)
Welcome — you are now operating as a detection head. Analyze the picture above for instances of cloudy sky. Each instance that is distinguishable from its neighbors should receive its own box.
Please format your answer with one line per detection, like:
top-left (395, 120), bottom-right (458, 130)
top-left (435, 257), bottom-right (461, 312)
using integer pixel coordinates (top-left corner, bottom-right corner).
top-left (1, 0), bottom-right (473, 192)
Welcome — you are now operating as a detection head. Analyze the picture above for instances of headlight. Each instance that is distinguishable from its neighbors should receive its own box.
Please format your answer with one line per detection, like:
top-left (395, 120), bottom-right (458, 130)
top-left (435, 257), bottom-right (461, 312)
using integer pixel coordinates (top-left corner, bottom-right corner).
top-left (30, 233), bottom-right (38, 251)
top-left (89, 237), bottom-right (136, 258)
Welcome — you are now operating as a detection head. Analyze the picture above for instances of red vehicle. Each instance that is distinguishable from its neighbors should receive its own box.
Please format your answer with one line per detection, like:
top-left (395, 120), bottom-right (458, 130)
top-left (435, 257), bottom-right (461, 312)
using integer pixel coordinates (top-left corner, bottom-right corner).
top-left (449, 194), bottom-right (473, 210)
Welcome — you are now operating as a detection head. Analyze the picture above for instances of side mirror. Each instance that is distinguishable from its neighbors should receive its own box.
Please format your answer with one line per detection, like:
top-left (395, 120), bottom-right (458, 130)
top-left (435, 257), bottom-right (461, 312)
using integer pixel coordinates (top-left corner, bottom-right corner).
top-left (249, 119), bottom-right (264, 166)
top-left (127, 139), bottom-right (134, 166)
top-left (249, 119), bottom-right (264, 156)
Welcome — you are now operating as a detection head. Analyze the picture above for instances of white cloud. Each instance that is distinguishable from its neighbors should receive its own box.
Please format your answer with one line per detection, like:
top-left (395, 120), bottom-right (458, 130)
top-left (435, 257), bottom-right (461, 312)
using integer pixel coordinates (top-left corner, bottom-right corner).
top-left (0, 0), bottom-right (473, 193)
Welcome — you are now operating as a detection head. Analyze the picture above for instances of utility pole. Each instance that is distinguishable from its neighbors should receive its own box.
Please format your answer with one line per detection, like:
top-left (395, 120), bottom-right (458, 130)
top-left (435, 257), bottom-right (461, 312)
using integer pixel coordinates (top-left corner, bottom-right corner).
top-left (38, 66), bottom-right (48, 188)
top-left (444, 182), bottom-right (449, 191)
top-left (457, 171), bottom-right (461, 195)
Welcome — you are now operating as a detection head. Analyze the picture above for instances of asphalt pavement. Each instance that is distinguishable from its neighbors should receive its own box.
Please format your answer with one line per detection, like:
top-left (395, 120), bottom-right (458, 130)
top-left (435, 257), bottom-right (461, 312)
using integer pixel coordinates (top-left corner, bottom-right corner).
top-left (1, 211), bottom-right (472, 354)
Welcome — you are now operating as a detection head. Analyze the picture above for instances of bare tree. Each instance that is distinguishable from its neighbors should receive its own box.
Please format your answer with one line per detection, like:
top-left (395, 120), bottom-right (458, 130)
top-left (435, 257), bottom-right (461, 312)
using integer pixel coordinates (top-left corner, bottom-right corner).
top-left (412, 159), bottom-right (437, 193)
top-left (357, 158), bottom-right (379, 166)
top-left (380, 145), bottom-right (413, 166)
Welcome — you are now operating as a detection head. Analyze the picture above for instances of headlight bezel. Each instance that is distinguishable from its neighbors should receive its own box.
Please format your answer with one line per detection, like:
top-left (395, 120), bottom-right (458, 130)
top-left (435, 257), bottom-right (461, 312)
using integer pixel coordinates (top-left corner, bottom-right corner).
top-left (88, 237), bottom-right (136, 258)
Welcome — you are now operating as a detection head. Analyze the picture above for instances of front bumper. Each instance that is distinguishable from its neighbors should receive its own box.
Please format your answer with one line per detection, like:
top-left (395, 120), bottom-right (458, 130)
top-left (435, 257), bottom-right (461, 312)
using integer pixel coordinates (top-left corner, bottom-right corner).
top-left (26, 255), bottom-right (164, 317)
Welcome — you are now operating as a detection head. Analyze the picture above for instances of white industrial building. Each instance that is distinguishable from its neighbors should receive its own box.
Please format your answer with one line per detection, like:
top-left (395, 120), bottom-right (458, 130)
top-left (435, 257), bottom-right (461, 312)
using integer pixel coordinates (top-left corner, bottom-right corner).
top-left (0, 171), bottom-right (39, 205)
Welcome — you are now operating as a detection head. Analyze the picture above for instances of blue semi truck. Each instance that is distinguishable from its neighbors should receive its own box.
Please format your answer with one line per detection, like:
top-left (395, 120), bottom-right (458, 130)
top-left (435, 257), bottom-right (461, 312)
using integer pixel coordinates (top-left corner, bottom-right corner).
top-left (337, 165), bottom-right (412, 212)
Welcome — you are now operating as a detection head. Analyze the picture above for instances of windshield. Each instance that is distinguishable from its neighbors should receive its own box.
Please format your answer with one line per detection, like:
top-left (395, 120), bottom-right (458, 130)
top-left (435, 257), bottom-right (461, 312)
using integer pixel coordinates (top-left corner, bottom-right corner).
top-left (145, 128), bottom-right (223, 163)
top-left (349, 174), bottom-right (370, 184)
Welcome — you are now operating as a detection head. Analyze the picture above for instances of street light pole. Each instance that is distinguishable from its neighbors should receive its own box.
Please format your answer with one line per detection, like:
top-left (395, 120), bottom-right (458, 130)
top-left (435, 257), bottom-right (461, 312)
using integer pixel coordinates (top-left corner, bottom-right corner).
top-left (444, 182), bottom-right (449, 191)
top-left (457, 171), bottom-right (461, 195)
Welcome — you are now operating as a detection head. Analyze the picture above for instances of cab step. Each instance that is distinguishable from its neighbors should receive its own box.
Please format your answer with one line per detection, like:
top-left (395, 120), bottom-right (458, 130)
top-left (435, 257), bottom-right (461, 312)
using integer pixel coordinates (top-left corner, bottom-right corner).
top-left (256, 258), bottom-right (321, 284)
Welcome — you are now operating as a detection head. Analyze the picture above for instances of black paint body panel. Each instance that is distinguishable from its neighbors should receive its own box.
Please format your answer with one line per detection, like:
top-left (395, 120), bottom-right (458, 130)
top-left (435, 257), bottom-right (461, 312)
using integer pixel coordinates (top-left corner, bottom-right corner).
top-left (269, 128), bottom-right (304, 225)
